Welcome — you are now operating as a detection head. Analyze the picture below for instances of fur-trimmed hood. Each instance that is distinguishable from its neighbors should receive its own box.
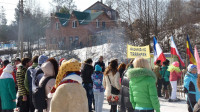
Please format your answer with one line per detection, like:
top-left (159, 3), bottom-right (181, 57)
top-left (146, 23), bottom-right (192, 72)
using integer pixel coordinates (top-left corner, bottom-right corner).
top-left (127, 68), bottom-right (156, 80)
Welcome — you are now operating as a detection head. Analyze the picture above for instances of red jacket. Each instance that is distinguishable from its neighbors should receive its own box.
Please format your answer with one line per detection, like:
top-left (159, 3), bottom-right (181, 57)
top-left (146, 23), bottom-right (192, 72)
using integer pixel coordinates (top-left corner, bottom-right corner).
top-left (0, 66), bottom-right (5, 76)
top-left (169, 71), bottom-right (182, 81)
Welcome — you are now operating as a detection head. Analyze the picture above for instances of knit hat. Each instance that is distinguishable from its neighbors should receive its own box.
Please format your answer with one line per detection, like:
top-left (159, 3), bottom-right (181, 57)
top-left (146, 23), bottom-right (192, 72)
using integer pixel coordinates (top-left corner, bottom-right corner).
top-left (187, 64), bottom-right (197, 72)
top-left (172, 61), bottom-right (179, 67)
top-left (95, 65), bottom-right (102, 72)
top-left (38, 55), bottom-right (48, 65)
top-left (50, 58), bottom-right (81, 94)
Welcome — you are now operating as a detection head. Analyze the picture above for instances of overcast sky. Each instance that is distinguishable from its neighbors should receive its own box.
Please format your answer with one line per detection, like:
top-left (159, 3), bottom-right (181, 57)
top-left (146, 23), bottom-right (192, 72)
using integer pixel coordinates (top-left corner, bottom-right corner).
top-left (0, 0), bottom-right (100, 24)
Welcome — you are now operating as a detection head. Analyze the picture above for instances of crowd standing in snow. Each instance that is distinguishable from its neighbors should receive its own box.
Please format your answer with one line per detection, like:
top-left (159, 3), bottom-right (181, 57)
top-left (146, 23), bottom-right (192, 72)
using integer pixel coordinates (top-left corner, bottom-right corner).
top-left (0, 55), bottom-right (200, 112)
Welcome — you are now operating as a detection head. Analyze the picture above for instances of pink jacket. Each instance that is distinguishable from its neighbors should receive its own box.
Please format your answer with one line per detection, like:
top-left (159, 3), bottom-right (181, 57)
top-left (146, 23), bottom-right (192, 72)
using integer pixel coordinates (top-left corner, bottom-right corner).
top-left (169, 71), bottom-right (182, 81)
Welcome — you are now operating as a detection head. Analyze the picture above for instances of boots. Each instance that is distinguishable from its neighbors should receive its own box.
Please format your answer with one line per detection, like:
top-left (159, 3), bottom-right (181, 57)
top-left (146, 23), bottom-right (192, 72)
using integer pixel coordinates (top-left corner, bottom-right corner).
top-left (165, 90), bottom-right (169, 99)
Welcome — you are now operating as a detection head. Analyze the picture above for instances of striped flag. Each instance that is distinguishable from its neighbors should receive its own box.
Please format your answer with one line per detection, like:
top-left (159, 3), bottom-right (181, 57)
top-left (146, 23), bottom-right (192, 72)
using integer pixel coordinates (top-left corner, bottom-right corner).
top-left (170, 36), bottom-right (185, 67)
top-left (186, 35), bottom-right (197, 65)
top-left (153, 37), bottom-right (166, 65)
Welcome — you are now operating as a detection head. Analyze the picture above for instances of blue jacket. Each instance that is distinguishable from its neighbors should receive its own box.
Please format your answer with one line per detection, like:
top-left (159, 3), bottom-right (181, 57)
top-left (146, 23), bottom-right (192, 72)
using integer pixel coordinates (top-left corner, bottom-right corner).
top-left (184, 72), bottom-right (200, 102)
top-left (91, 71), bottom-right (105, 92)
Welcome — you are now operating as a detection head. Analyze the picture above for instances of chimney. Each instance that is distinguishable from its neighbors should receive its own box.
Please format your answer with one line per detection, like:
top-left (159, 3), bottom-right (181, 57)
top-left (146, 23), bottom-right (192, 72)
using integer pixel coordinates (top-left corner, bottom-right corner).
top-left (101, 0), bottom-right (103, 3)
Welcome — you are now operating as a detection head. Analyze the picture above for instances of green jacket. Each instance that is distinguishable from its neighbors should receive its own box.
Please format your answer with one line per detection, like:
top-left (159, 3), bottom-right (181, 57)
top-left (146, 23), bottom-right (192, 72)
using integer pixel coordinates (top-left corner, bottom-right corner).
top-left (127, 68), bottom-right (160, 112)
top-left (0, 78), bottom-right (16, 110)
top-left (160, 66), bottom-right (170, 82)
top-left (16, 64), bottom-right (28, 96)
top-left (24, 63), bottom-right (38, 93)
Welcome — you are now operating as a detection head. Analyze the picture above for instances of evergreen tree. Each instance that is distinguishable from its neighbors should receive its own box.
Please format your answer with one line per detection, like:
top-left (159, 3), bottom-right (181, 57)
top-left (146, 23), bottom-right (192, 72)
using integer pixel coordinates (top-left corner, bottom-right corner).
top-left (0, 6), bottom-right (7, 25)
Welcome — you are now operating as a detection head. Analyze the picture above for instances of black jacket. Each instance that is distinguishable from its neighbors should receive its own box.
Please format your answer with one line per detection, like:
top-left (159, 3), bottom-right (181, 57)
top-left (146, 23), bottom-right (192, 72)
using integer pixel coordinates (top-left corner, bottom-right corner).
top-left (81, 63), bottom-right (94, 84)
top-left (94, 61), bottom-right (105, 72)
top-left (119, 72), bottom-right (134, 112)
top-left (119, 68), bottom-right (125, 79)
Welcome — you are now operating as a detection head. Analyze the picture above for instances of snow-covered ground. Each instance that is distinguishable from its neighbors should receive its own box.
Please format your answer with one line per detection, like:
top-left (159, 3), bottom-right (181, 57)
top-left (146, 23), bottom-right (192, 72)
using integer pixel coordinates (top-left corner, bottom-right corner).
top-left (102, 95), bottom-right (188, 112)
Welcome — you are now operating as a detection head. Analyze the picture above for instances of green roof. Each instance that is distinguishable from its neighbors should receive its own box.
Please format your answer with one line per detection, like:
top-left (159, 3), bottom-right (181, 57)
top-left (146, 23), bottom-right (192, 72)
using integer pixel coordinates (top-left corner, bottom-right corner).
top-left (55, 11), bottom-right (103, 26)
top-left (55, 13), bottom-right (70, 26)
top-left (73, 11), bottom-right (103, 25)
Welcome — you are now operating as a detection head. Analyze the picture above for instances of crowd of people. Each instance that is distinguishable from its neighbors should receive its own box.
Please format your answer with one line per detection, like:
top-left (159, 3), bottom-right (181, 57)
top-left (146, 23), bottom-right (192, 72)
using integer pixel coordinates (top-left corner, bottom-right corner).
top-left (0, 55), bottom-right (200, 112)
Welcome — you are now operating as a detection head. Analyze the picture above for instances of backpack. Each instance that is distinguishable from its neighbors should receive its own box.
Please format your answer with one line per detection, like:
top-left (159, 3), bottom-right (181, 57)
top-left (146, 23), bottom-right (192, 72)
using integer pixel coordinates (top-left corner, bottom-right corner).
top-left (32, 76), bottom-right (54, 109)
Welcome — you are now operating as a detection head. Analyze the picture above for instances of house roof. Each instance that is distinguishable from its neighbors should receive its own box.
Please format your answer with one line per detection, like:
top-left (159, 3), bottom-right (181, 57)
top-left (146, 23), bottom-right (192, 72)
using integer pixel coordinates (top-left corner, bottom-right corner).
top-left (73, 11), bottom-right (103, 25)
top-left (55, 13), bottom-right (70, 26)
top-left (55, 11), bottom-right (104, 26)
top-left (84, 1), bottom-right (114, 12)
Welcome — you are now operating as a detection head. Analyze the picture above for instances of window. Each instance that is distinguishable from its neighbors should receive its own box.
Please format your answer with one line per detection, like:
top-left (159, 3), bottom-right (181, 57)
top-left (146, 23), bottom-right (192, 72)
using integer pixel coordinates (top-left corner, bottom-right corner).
top-left (72, 21), bottom-right (77, 28)
top-left (69, 37), bottom-right (73, 43)
top-left (96, 19), bottom-right (99, 28)
top-left (56, 22), bottom-right (60, 30)
top-left (74, 36), bottom-right (79, 48)
top-left (75, 36), bottom-right (79, 41)
top-left (102, 22), bottom-right (106, 28)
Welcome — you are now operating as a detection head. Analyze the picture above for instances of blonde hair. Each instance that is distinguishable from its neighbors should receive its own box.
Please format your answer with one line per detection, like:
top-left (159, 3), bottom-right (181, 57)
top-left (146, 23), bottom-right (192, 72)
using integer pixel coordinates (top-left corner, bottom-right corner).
top-left (133, 57), bottom-right (150, 69)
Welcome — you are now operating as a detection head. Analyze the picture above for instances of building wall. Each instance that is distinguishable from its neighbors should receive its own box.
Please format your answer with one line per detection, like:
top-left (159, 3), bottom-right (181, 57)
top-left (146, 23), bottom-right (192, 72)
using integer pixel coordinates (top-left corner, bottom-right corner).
top-left (46, 13), bottom-right (116, 50)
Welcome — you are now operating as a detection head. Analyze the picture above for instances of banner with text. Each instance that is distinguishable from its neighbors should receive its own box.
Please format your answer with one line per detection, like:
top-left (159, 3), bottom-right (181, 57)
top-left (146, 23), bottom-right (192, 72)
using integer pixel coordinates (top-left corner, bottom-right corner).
top-left (127, 44), bottom-right (150, 59)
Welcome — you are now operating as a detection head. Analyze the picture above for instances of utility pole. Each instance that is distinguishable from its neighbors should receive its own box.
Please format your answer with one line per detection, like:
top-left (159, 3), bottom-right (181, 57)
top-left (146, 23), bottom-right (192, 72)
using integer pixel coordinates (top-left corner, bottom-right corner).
top-left (17, 0), bottom-right (24, 58)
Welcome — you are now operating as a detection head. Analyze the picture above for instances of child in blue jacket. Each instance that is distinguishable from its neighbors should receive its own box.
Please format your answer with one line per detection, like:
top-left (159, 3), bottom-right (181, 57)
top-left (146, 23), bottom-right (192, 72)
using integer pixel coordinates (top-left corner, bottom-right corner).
top-left (91, 65), bottom-right (105, 112)
top-left (184, 64), bottom-right (200, 112)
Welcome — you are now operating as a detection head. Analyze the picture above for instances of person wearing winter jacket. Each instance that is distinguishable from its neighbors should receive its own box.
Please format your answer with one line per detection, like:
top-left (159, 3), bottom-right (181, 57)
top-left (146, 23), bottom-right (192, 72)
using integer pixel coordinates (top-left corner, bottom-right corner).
top-left (16, 58), bottom-right (32, 112)
top-left (94, 56), bottom-right (105, 72)
top-left (24, 56), bottom-right (39, 112)
top-left (0, 64), bottom-right (16, 112)
top-left (184, 64), bottom-right (200, 112)
top-left (168, 61), bottom-right (182, 102)
top-left (0, 60), bottom-right (10, 76)
top-left (34, 55), bottom-right (48, 87)
top-left (118, 63), bottom-right (126, 79)
top-left (50, 58), bottom-right (88, 112)
top-left (81, 58), bottom-right (94, 112)
top-left (127, 57), bottom-right (160, 112)
top-left (153, 60), bottom-right (163, 97)
top-left (91, 65), bottom-right (105, 112)
top-left (103, 59), bottom-right (120, 112)
top-left (119, 63), bottom-right (134, 112)
top-left (37, 58), bottom-right (58, 112)
top-left (160, 61), bottom-right (170, 99)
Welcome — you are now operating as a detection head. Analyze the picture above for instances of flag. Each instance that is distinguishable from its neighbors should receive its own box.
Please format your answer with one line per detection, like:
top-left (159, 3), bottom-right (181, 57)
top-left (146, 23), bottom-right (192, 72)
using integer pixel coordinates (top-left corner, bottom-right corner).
top-left (186, 35), bottom-right (197, 65)
top-left (170, 36), bottom-right (185, 67)
top-left (153, 37), bottom-right (166, 64)
top-left (194, 46), bottom-right (200, 74)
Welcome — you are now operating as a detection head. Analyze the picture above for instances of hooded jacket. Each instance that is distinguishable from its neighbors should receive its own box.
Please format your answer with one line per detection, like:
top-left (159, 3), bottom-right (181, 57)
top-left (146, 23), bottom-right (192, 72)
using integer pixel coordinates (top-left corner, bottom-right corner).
top-left (0, 65), bottom-right (16, 110)
top-left (127, 68), bottom-right (160, 112)
top-left (39, 61), bottom-right (56, 112)
top-left (184, 72), bottom-right (200, 102)
top-left (50, 73), bottom-right (88, 112)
